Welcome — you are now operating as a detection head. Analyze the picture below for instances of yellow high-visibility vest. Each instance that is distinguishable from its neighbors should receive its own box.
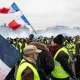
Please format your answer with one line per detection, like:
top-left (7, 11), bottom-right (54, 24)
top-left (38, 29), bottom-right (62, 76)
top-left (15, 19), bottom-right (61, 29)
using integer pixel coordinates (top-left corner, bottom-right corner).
top-left (18, 42), bottom-right (22, 53)
top-left (16, 59), bottom-right (40, 80)
top-left (67, 43), bottom-right (75, 54)
top-left (25, 43), bottom-right (28, 47)
top-left (52, 47), bottom-right (70, 79)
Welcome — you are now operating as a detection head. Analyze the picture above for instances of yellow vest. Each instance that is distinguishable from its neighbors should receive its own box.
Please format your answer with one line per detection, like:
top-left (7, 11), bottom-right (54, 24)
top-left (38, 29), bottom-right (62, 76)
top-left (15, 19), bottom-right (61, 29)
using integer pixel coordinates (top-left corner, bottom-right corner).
top-left (67, 43), bottom-right (75, 54)
top-left (16, 59), bottom-right (40, 80)
top-left (63, 40), bottom-right (68, 46)
top-left (18, 42), bottom-right (22, 53)
top-left (52, 47), bottom-right (70, 79)
top-left (25, 43), bottom-right (28, 47)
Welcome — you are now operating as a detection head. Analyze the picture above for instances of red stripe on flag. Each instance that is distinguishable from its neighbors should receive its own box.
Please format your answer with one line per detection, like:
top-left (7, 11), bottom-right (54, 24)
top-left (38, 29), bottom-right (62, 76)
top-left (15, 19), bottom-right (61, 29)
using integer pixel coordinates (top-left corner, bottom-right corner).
top-left (8, 20), bottom-right (21, 30)
top-left (0, 7), bottom-right (10, 14)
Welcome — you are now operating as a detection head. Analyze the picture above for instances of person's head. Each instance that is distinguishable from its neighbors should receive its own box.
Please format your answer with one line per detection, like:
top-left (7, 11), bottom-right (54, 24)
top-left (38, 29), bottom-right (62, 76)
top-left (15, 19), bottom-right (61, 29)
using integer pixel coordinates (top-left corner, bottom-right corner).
top-left (29, 34), bottom-right (34, 40)
top-left (51, 34), bottom-right (64, 46)
top-left (19, 38), bottom-right (24, 43)
top-left (68, 37), bottom-right (73, 43)
top-left (10, 39), bottom-right (13, 44)
top-left (51, 40), bottom-right (57, 46)
top-left (75, 35), bottom-right (80, 41)
top-left (33, 35), bottom-right (43, 43)
top-left (23, 45), bottom-right (42, 61)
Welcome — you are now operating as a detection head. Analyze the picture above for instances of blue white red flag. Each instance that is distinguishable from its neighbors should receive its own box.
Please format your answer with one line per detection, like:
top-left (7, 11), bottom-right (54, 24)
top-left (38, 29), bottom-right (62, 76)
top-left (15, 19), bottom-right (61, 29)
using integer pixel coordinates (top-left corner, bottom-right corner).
top-left (8, 15), bottom-right (31, 30)
top-left (0, 35), bottom-right (22, 79)
top-left (0, 2), bottom-right (19, 14)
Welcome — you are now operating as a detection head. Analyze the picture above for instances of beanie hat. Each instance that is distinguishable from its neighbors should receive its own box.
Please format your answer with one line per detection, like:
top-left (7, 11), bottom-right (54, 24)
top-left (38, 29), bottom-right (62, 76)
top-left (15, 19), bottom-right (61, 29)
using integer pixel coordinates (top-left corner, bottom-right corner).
top-left (53, 34), bottom-right (64, 45)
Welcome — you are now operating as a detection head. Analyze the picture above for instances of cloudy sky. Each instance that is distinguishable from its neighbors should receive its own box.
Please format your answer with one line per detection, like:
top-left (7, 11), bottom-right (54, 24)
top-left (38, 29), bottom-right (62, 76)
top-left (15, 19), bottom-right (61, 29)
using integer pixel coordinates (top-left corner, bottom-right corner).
top-left (0, 0), bottom-right (80, 30)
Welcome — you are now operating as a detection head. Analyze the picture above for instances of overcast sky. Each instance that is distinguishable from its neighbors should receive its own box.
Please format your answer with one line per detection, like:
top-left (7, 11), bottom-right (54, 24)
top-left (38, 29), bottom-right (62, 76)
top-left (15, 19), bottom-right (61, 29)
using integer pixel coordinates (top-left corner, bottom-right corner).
top-left (0, 0), bottom-right (80, 30)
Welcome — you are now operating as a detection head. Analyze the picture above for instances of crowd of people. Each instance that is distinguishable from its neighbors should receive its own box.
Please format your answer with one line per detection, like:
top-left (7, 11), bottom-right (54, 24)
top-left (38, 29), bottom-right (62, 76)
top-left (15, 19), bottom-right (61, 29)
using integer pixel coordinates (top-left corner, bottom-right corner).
top-left (4, 34), bottom-right (80, 80)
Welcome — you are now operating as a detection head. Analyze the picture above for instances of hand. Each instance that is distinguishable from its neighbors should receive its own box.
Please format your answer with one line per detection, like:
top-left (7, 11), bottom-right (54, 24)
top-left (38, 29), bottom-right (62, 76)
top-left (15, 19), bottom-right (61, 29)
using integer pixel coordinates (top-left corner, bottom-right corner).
top-left (74, 58), bottom-right (77, 62)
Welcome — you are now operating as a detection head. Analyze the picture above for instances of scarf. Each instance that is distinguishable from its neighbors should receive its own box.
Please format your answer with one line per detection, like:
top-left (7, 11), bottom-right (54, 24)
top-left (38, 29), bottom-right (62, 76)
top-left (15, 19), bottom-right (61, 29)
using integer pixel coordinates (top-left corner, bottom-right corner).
top-left (50, 45), bottom-right (61, 57)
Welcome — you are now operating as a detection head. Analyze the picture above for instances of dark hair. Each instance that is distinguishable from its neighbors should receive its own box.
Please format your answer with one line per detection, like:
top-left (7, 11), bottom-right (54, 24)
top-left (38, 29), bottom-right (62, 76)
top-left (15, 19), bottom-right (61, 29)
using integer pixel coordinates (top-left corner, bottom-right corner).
top-left (29, 34), bottom-right (34, 40)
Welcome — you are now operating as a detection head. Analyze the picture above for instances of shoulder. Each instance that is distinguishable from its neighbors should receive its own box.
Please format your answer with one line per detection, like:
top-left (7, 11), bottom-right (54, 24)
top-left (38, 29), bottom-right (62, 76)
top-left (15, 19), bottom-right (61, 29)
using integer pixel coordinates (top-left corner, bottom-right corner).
top-left (22, 67), bottom-right (33, 80)
top-left (22, 67), bottom-right (33, 75)
top-left (57, 50), bottom-right (69, 59)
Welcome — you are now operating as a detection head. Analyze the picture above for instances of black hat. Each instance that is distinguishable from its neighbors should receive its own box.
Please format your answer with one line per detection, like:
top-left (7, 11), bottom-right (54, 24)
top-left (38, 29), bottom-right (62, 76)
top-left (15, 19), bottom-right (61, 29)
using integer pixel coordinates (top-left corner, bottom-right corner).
top-left (53, 34), bottom-right (64, 45)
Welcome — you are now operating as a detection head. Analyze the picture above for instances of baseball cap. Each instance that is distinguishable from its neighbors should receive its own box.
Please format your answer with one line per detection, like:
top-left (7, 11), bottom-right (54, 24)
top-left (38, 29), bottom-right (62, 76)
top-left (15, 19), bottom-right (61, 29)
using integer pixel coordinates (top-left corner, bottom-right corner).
top-left (23, 45), bottom-right (42, 54)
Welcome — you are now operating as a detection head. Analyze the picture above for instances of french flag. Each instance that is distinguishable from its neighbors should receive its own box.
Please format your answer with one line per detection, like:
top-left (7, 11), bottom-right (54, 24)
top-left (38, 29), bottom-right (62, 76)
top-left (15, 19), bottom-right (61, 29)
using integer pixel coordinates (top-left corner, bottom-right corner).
top-left (0, 2), bottom-right (19, 14)
top-left (8, 15), bottom-right (30, 30)
top-left (0, 35), bottom-right (22, 80)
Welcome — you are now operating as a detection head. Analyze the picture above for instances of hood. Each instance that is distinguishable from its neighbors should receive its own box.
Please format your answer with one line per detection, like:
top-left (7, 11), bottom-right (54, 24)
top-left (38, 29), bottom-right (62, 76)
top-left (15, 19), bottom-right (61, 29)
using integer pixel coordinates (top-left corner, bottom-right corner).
top-left (29, 42), bottom-right (49, 51)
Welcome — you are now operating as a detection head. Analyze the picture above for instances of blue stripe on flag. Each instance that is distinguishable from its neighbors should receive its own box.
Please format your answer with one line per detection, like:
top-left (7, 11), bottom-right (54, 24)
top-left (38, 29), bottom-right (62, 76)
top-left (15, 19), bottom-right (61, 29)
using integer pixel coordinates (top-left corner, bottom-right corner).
top-left (21, 15), bottom-right (30, 25)
top-left (11, 2), bottom-right (20, 11)
top-left (0, 35), bottom-right (22, 68)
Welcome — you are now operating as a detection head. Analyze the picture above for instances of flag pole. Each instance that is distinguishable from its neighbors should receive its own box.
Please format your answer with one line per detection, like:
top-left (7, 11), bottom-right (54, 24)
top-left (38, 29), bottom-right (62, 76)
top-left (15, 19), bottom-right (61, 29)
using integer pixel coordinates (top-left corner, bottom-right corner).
top-left (20, 11), bottom-right (37, 34)
top-left (13, 1), bottom-right (37, 34)
top-left (30, 25), bottom-right (37, 34)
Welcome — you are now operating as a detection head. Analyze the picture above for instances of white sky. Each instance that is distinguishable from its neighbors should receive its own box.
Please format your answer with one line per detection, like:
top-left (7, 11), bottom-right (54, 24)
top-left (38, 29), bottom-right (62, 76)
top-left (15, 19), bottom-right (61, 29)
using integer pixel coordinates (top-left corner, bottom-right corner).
top-left (0, 0), bottom-right (80, 30)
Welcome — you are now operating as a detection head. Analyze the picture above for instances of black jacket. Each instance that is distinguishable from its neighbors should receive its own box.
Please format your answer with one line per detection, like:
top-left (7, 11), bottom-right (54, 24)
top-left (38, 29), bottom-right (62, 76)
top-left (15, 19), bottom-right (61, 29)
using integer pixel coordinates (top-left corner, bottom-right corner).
top-left (29, 42), bottom-right (54, 77)
top-left (37, 50), bottom-right (54, 75)
top-left (55, 49), bottom-right (74, 78)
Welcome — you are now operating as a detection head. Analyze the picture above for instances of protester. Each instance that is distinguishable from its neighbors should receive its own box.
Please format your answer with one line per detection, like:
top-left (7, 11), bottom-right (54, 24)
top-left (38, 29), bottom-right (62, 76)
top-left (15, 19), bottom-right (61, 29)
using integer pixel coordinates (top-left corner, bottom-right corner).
top-left (74, 35), bottom-right (80, 79)
top-left (5, 34), bottom-right (80, 80)
top-left (26, 34), bottom-right (34, 44)
top-left (16, 45), bottom-right (42, 80)
top-left (29, 42), bottom-right (54, 80)
top-left (47, 38), bottom-right (52, 52)
top-left (51, 34), bottom-right (76, 80)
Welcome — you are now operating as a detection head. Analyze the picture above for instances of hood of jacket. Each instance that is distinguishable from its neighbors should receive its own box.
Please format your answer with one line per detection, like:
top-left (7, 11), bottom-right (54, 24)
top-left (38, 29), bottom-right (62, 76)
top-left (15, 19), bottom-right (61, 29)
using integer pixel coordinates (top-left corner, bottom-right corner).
top-left (29, 42), bottom-right (49, 51)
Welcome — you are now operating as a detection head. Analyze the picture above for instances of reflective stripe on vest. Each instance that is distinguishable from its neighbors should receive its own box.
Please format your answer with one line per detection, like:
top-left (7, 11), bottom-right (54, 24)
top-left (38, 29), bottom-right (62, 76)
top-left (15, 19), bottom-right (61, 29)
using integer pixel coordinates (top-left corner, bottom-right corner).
top-left (52, 47), bottom-right (70, 79)
top-left (16, 59), bottom-right (40, 80)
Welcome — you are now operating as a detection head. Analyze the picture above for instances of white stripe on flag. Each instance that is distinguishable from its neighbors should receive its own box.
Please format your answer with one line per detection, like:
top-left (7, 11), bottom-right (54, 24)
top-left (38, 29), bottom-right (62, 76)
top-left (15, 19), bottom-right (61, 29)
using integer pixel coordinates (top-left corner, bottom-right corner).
top-left (0, 59), bottom-right (11, 79)
top-left (8, 7), bottom-right (15, 13)
top-left (15, 17), bottom-right (27, 26)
